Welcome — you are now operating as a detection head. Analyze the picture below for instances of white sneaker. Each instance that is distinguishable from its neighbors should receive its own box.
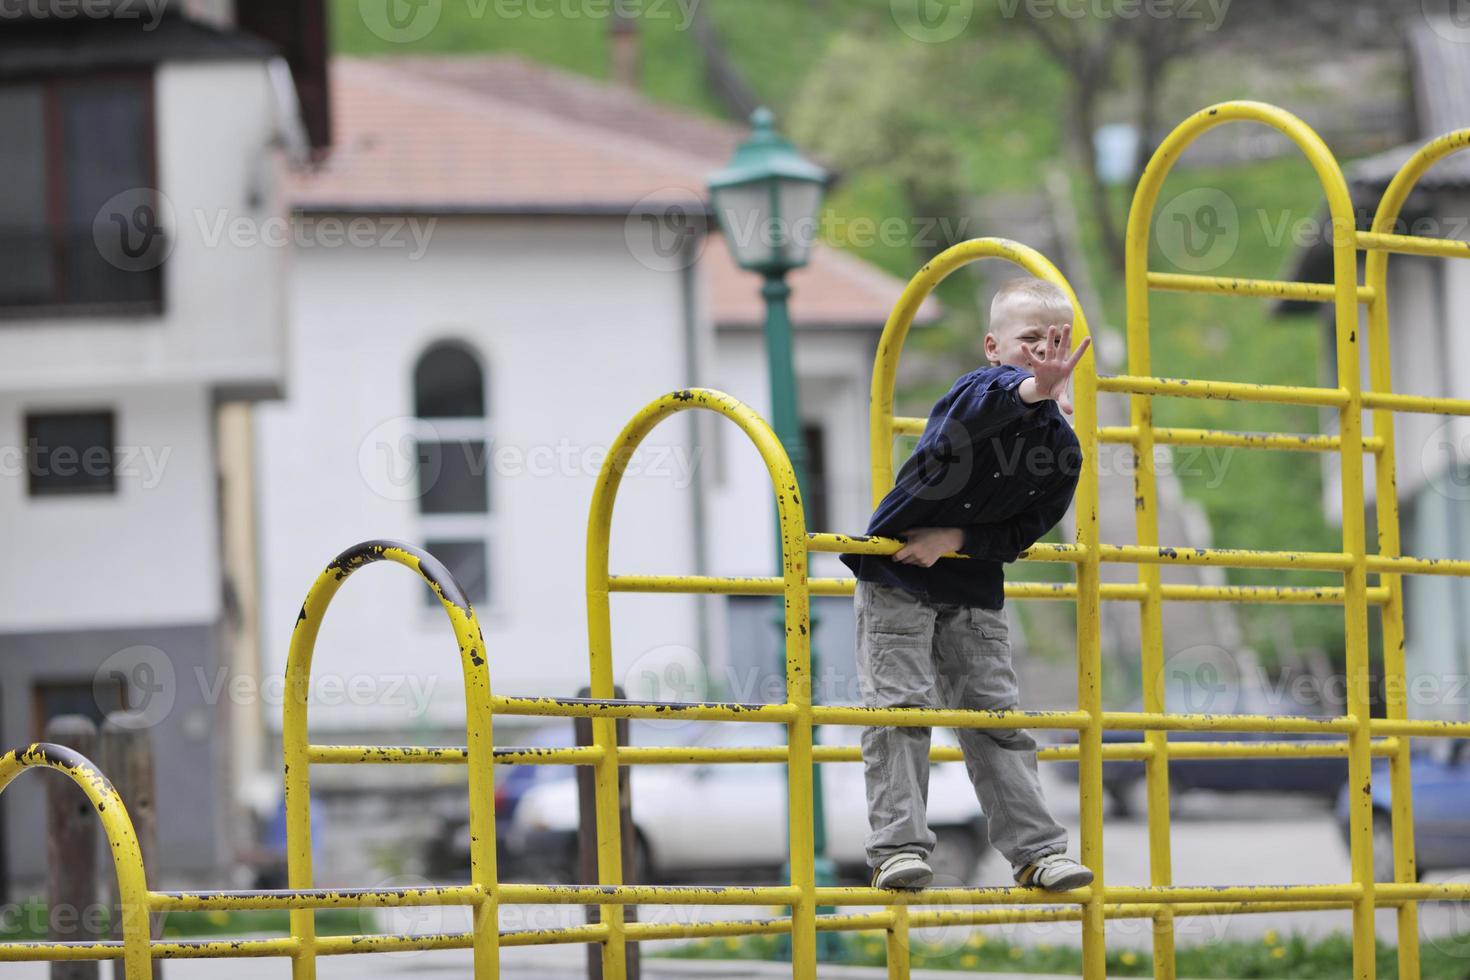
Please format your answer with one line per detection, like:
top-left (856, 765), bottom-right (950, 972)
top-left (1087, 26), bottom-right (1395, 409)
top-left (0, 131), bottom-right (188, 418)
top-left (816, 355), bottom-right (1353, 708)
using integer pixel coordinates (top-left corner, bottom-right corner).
top-left (870, 852), bottom-right (933, 889)
top-left (1015, 853), bottom-right (1093, 891)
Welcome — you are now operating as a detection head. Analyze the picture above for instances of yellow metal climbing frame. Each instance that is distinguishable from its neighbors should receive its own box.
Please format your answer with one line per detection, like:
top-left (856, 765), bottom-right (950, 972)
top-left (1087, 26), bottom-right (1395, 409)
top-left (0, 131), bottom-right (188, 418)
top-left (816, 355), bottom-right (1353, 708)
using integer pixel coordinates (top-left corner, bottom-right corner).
top-left (5, 100), bottom-right (1470, 979)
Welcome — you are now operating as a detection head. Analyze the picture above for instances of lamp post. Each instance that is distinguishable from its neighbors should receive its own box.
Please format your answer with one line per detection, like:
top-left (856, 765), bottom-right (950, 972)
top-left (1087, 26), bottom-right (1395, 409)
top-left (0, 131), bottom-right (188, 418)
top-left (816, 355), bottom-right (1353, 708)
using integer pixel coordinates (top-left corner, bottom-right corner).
top-left (708, 108), bottom-right (839, 937)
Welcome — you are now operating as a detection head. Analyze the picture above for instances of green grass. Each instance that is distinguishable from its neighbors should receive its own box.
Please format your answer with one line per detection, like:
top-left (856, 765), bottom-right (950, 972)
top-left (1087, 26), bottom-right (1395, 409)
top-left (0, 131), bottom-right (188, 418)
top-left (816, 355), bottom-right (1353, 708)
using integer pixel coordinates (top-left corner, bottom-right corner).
top-left (659, 926), bottom-right (1470, 978)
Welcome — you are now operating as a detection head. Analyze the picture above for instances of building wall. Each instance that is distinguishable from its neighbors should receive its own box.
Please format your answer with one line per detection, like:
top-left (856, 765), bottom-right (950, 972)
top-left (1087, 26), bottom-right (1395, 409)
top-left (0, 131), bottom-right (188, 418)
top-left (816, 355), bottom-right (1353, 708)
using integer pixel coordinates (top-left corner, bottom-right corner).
top-left (0, 60), bottom-right (289, 394)
top-left (256, 216), bottom-right (709, 733)
top-left (0, 55), bottom-right (294, 887)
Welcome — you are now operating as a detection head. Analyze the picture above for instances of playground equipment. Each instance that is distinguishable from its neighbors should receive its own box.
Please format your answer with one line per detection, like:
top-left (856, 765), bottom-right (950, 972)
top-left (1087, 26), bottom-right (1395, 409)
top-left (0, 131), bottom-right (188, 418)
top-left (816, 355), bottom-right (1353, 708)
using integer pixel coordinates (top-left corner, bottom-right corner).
top-left (4, 99), bottom-right (1470, 980)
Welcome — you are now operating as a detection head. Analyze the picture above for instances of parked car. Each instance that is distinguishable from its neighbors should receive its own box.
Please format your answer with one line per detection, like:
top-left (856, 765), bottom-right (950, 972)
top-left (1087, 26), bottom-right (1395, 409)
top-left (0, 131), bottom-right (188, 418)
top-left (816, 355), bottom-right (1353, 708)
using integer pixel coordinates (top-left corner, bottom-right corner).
top-left (1056, 695), bottom-right (1349, 816)
top-left (424, 720), bottom-right (577, 879)
top-left (508, 720), bottom-right (990, 885)
top-left (1335, 738), bottom-right (1470, 881)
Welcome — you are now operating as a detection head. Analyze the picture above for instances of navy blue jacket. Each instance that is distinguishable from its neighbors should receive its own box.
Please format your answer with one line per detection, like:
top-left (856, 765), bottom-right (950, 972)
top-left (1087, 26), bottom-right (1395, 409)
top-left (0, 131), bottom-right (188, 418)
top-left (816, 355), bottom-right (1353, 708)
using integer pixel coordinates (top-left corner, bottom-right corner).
top-left (840, 364), bottom-right (1082, 608)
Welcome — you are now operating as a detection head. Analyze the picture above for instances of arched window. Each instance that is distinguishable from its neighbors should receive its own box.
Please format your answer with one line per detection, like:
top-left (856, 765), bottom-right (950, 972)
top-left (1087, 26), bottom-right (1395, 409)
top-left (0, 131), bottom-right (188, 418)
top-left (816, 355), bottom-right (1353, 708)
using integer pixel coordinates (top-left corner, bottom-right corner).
top-left (414, 341), bottom-right (491, 608)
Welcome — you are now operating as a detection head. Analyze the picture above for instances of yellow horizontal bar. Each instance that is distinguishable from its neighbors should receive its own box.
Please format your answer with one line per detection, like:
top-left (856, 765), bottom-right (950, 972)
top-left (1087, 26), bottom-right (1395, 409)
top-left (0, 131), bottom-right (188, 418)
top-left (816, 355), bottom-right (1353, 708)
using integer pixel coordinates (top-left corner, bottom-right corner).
top-left (1100, 543), bottom-right (1353, 572)
top-left (498, 884), bottom-right (801, 906)
top-left (1099, 424), bottom-right (1384, 454)
top-left (490, 696), bottom-right (796, 723)
top-left (1358, 229), bottom-right (1470, 259)
top-left (149, 885), bottom-right (483, 912)
top-left (1376, 882), bottom-right (1470, 902)
top-left (1367, 553), bottom-right (1470, 577)
top-left (0, 939), bottom-right (300, 962)
top-left (1103, 711), bottom-right (1357, 734)
top-left (814, 885), bottom-right (1090, 906)
top-left (811, 705), bottom-right (1090, 730)
top-left (609, 574), bottom-right (857, 596)
top-left (1371, 718), bottom-right (1470, 738)
top-left (892, 416), bottom-right (926, 437)
top-left (1362, 389), bottom-right (1470, 417)
top-left (1146, 270), bottom-right (1375, 304)
top-left (1097, 374), bottom-right (1349, 407)
top-left (1102, 883), bottom-right (1364, 905)
top-left (306, 745), bottom-right (475, 765)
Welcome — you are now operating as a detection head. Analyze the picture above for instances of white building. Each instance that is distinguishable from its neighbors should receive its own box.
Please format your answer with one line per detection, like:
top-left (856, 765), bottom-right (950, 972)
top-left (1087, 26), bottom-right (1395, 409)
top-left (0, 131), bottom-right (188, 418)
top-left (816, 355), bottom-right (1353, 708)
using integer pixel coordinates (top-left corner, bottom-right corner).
top-left (0, 4), bottom-right (329, 886)
top-left (256, 56), bottom-right (939, 750)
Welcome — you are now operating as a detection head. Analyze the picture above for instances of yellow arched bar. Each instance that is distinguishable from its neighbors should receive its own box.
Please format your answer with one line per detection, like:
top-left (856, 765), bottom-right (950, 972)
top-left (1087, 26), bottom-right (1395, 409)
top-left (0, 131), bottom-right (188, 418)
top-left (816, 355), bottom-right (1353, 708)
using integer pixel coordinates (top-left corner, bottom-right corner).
top-left (1363, 128), bottom-right (1470, 980)
top-left (867, 237), bottom-right (1103, 978)
top-left (1125, 100), bottom-right (1372, 979)
top-left (0, 743), bottom-right (152, 979)
top-left (585, 388), bottom-right (814, 979)
top-left (282, 541), bottom-right (499, 980)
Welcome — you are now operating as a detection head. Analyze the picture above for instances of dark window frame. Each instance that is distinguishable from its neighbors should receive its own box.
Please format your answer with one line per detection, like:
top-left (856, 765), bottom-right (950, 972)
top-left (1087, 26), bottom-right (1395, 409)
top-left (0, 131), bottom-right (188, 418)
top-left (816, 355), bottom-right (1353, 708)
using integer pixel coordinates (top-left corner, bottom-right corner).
top-left (31, 675), bottom-right (126, 742)
top-left (0, 70), bottom-right (163, 319)
top-left (25, 409), bottom-right (117, 497)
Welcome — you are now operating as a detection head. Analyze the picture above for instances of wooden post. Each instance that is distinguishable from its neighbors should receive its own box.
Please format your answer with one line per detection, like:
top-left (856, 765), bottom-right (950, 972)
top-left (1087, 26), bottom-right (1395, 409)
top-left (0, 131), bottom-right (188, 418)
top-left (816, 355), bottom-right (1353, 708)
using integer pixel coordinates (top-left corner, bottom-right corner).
top-left (101, 712), bottom-right (162, 980)
top-left (44, 715), bottom-right (100, 980)
top-left (574, 685), bottom-right (639, 980)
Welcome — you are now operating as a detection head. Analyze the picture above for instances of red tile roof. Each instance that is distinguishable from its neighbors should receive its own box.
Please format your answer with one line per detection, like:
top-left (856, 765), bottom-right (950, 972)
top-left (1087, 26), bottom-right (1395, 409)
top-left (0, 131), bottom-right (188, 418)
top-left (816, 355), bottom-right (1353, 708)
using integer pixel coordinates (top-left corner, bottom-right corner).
top-left (288, 56), bottom-right (941, 328)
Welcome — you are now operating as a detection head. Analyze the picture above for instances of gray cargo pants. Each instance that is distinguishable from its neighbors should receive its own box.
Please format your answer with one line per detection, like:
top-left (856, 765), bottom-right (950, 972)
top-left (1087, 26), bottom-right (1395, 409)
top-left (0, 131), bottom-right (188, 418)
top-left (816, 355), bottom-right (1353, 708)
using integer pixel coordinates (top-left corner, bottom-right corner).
top-left (854, 579), bottom-right (1068, 877)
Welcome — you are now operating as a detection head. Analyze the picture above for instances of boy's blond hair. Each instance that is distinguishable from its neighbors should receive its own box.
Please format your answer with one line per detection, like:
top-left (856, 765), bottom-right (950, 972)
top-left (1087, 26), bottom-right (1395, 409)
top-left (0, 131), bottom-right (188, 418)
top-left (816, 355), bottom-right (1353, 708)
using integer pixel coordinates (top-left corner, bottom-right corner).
top-left (989, 277), bottom-right (1074, 335)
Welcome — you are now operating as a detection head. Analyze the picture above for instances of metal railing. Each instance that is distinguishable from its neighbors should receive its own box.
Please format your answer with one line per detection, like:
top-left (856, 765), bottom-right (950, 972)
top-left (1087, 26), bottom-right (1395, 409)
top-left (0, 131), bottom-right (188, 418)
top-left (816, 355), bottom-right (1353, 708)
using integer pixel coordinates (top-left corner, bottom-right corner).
top-left (3, 100), bottom-right (1469, 979)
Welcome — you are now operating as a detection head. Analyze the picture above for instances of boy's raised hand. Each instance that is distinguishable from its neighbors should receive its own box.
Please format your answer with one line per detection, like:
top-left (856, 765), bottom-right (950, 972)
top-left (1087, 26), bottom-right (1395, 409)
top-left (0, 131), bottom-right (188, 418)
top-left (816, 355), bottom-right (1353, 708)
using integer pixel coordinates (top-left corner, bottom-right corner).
top-left (1023, 323), bottom-right (1091, 415)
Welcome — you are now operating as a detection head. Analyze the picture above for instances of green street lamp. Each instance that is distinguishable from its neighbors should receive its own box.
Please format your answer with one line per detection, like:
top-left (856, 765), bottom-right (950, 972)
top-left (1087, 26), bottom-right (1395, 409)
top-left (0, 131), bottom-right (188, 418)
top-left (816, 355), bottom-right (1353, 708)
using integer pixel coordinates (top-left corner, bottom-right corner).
top-left (708, 107), bottom-right (839, 943)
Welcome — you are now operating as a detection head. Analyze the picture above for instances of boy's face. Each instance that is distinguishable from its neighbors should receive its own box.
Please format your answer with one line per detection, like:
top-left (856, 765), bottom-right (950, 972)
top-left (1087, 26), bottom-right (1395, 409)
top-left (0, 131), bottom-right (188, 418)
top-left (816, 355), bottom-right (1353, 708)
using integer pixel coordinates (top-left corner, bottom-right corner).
top-left (985, 314), bottom-right (1062, 370)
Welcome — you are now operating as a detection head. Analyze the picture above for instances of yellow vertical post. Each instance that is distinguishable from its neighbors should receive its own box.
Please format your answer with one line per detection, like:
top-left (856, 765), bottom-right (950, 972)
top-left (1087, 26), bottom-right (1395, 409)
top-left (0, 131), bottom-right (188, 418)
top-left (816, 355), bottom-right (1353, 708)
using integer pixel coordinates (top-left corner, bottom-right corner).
top-left (1122, 124), bottom-right (1179, 980)
top-left (1360, 130), bottom-right (1470, 978)
top-left (866, 238), bottom-right (1101, 977)
top-left (283, 542), bottom-right (501, 980)
top-left (586, 389), bottom-right (814, 978)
